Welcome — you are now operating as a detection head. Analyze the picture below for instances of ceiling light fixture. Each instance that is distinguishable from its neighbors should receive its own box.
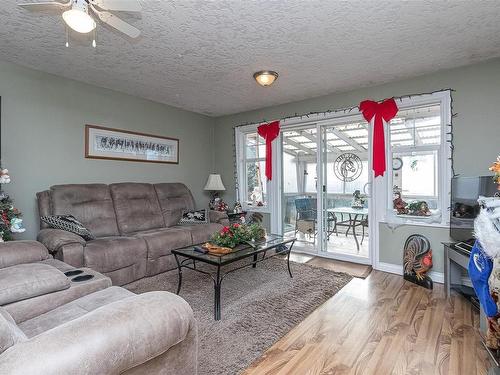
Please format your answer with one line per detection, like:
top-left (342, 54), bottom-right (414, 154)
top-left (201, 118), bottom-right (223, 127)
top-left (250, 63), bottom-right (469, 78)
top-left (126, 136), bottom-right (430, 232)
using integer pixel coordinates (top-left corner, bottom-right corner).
top-left (62, 1), bottom-right (96, 34)
top-left (253, 70), bottom-right (279, 87)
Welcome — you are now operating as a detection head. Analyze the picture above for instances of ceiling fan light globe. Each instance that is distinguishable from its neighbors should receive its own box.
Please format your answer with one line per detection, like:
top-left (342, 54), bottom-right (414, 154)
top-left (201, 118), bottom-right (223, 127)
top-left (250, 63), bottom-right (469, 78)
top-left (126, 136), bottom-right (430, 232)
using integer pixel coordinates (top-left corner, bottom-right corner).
top-left (62, 9), bottom-right (96, 33)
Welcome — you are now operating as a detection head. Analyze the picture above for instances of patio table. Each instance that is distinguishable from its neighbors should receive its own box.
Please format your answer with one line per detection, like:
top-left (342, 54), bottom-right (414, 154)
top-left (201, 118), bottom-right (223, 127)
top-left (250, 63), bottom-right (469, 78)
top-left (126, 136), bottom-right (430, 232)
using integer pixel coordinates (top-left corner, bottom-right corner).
top-left (327, 207), bottom-right (368, 252)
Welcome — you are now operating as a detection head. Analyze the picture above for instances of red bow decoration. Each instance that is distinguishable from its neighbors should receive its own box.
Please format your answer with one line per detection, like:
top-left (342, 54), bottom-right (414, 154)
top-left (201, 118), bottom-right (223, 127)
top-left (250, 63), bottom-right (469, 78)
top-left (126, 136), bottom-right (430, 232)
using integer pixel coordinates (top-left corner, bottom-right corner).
top-left (359, 98), bottom-right (399, 177)
top-left (257, 121), bottom-right (280, 180)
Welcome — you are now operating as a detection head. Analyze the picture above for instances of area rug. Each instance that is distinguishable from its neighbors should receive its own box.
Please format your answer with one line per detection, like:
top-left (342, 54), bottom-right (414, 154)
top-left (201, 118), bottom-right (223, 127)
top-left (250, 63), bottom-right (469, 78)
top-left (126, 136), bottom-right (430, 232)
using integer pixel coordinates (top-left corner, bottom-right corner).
top-left (125, 258), bottom-right (352, 375)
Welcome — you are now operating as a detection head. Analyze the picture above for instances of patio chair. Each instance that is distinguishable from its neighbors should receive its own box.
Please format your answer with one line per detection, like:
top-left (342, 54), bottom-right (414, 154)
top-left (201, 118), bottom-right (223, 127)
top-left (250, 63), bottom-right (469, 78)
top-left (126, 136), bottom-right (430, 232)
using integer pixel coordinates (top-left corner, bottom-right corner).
top-left (295, 198), bottom-right (316, 241)
top-left (294, 198), bottom-right (337, 242)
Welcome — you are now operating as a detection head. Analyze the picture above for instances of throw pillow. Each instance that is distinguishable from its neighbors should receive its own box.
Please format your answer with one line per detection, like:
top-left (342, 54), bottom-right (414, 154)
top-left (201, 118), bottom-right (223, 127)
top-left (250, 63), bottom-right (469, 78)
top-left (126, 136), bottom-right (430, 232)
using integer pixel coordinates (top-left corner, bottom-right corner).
top-left (40, 215), bottom-right (95, 241)
top-left (178, 209), bottom-right (209, 225)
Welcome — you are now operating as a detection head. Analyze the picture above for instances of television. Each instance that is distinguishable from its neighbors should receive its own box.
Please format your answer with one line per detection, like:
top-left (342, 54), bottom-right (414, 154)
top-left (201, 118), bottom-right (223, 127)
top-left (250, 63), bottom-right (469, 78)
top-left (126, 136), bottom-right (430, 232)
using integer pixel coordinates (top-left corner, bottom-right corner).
top-left (450, 176), bottom-right (498, 246)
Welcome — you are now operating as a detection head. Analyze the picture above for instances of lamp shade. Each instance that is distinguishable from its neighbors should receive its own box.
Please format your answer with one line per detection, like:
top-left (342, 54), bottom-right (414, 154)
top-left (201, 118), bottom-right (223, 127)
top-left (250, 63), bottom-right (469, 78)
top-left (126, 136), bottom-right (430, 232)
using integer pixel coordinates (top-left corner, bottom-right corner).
top-left (204, 174), bottom-right (226, 191)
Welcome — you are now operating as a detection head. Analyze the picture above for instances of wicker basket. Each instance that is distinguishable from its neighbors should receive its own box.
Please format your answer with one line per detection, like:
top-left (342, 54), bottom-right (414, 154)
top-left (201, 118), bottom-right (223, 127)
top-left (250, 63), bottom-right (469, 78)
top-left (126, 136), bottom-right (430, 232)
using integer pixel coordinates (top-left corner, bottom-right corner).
top-left (202, 243), bottom-right (233, 255)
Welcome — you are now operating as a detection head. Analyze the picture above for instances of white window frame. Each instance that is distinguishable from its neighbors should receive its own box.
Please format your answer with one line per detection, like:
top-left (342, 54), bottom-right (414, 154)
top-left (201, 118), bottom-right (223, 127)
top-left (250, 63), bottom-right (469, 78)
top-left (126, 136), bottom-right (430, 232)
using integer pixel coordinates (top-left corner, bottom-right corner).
top-left (385, 90), bottom-right (452, 227)
top-left (235, 90), bottom-right (452, 235)
top-left (235, 127), bottom-right (273, 214)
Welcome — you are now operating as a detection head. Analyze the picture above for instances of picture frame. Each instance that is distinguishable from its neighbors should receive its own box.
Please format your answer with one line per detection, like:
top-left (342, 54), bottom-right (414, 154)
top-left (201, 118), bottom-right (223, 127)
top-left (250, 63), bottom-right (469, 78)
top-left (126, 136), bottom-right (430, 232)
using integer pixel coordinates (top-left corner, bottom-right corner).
top-left (85, 124), bottom-right (179, 164)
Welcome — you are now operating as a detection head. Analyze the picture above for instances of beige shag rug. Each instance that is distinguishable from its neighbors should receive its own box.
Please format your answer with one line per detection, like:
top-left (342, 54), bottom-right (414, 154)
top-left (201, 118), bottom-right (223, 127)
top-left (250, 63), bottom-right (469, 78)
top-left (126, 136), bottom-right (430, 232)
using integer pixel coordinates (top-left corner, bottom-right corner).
top-left (125, 258), bottom-right (352, 375)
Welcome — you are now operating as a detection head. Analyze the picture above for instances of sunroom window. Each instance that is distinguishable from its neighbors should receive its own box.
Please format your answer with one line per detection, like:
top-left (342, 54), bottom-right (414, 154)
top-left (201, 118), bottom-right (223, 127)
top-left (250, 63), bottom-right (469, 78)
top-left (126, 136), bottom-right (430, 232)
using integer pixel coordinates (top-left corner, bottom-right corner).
top-left (242, 133), bottom-right (267, 207)
top-left (389, 103), bottom-right (446, 222)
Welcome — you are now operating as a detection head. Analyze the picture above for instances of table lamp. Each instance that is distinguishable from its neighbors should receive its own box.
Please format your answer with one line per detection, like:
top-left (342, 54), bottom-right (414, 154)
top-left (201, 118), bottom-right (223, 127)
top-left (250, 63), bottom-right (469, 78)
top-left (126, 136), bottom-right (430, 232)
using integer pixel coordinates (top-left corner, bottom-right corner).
top-left (204, 174), bottom-right (226, 210)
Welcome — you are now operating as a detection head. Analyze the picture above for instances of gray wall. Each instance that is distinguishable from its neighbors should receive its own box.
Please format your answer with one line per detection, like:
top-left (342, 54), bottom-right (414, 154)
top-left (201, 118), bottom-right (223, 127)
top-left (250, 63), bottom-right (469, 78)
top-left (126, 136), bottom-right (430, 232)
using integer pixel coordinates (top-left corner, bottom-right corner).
top-left (378, 224), bottom-right (450, 273)
top-left (2, 57), bottom-right (499, 272)
top-left (0, 61), bottom-right (215, 240)
top-left (214, 58), bottom-right (500, 273)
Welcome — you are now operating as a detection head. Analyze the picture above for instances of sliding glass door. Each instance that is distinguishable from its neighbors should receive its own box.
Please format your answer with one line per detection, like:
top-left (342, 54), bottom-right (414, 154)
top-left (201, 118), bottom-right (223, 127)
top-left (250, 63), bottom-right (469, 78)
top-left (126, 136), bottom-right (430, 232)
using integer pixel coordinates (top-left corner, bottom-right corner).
top-left (319, 119), bottom-right (371, 263)
top-left (280, 120), bottom-right (372, 264)
top-left (282, 125), bottom-right (319, 253)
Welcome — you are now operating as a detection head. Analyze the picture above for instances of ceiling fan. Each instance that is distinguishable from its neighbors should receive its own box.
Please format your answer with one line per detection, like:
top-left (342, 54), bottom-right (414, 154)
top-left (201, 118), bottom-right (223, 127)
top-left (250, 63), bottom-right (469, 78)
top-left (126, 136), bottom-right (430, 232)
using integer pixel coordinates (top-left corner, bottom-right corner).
top-left (18, 0), bottom-right (141, 45)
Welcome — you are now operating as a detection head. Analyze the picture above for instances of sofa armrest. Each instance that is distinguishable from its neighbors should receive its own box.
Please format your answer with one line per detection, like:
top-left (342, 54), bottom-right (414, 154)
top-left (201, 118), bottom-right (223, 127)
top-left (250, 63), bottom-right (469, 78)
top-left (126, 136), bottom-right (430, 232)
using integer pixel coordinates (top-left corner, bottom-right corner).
top-left (0, 241), bottom-right (50, 269)
top-left (0, 291), bottom-right (197, 375)
top-left (54, 242), bottom-right (85, 268)
top-left (37, 228), bottom-right (86, 254)
top-left (209, 210), bottom-right (230, 225)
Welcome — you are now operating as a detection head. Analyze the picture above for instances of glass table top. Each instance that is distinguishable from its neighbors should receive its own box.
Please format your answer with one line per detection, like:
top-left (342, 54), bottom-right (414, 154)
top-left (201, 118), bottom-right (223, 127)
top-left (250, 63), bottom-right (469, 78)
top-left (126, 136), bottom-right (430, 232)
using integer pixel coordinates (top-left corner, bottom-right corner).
top-left (172, 234), bottom-right (296, 265)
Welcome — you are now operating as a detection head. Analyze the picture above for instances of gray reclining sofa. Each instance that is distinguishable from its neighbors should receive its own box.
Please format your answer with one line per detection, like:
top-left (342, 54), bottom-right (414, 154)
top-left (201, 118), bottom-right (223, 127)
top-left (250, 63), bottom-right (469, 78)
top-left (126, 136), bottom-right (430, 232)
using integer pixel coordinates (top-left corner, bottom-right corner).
top-left (0, 241), bottom-right (197, 374)
top-left (36, 182), bottom-right (229, 285)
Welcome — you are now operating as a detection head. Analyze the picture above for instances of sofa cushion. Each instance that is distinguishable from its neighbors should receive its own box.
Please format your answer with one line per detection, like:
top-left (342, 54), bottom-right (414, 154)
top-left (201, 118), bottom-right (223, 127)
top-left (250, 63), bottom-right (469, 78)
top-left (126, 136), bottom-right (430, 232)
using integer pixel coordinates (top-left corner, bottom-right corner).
top-left (50, 184), bottom-right (119, 237)
top-left (133, 228), bottom-right (192, 259)
top-left (110, 183), bottom-right (165, 234)
top-left (40, 215), bottom-right (95, 241)
top-left (174, 223), bottom-right (223, 245)
top-left (0, 263), bottom-right (70, 305)
top-left (154, 183), bottom-right (195, 227)
top-left (19, 286), bottom-right (134, 338)
top-left (0, 307), bottom-right (26, 353)
top-left (84, 236), bottom-right (147, 273)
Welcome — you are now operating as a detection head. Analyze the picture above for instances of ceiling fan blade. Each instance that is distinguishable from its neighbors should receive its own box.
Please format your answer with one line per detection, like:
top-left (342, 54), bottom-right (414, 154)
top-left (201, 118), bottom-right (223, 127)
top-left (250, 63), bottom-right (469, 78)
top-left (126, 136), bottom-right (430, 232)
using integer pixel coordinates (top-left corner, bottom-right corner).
top-left (18, 1), bottom-right (71, 11)
top-left (89, 0), bottom-right (141, 12)
top-left (91, 7), bottom-right (140, 38)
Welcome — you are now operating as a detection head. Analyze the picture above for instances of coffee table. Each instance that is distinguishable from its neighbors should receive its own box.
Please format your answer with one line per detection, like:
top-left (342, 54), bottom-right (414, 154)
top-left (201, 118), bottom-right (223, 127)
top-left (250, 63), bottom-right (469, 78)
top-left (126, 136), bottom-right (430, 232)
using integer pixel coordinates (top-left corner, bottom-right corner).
top-left (172, 235), bottom-right (296, 320)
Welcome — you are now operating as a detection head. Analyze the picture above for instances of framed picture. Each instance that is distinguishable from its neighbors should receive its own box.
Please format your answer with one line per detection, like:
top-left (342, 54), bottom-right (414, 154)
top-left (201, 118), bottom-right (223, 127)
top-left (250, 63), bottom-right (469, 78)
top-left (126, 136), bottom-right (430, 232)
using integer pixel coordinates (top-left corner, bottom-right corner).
top-left (85, 124), bottom-right (179, 164)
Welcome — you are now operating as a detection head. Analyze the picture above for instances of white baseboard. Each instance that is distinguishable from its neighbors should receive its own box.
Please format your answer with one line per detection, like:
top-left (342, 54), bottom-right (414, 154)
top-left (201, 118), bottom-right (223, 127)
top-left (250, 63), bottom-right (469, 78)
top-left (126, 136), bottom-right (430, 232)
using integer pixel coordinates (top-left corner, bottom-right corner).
top-left (375, 262), bottom-right (402, 275)
top-left (375, 262), bottom-right (444, 284)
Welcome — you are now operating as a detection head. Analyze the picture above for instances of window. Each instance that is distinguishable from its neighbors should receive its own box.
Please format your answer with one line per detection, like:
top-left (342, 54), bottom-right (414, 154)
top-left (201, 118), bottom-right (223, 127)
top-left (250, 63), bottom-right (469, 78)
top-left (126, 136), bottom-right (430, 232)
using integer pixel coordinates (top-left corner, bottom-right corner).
top-left (235, 91), bottom-right (451, 229)
top-left (241, 133), bottom-right (267, 207)
top-left (389, 99), bottom-right (450, 224)
top-left (283, 152), bottom-right (298, 193)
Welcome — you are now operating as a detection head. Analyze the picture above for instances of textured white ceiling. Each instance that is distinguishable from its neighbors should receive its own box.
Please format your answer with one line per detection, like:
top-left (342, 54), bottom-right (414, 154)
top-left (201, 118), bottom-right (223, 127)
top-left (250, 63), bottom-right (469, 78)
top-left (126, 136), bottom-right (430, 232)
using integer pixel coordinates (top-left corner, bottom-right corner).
top-left (1, 1), bottom-right (500, 116)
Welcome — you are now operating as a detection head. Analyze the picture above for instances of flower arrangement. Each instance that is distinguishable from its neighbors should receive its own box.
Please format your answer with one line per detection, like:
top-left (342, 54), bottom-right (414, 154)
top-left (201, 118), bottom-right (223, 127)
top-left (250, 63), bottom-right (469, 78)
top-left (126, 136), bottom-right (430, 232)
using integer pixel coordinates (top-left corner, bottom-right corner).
top-left (211, 223), bottom-right (266, 248)
top-left (490, 155), bottom-right (500, 191)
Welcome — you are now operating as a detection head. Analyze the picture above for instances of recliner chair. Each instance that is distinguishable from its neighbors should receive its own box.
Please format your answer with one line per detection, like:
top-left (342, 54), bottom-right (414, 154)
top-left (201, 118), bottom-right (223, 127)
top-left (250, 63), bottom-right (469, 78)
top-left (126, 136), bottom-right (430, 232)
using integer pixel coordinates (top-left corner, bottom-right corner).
top-left (0, 241), bottom-right (198, 374)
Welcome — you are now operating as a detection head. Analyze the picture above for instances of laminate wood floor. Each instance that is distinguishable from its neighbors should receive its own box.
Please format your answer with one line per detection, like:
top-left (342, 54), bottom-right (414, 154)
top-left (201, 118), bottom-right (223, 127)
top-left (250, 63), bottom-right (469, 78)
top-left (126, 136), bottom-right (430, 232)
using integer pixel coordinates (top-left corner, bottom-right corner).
top-left (243, 270), bottom-right (492, 375)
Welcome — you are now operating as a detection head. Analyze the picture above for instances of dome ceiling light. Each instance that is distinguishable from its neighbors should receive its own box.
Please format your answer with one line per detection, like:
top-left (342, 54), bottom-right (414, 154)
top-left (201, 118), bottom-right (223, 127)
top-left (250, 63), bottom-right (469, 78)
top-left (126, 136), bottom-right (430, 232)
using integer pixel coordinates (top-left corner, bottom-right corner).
top-left (253, 70), bottom-right (279, 87)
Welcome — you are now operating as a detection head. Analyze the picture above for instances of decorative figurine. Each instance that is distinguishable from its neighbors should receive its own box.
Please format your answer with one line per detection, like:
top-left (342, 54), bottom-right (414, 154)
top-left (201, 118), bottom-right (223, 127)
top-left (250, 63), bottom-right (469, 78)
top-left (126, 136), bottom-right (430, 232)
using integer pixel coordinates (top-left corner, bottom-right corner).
top-left (470, 196), bottom-right (500, 349)
top-left (233, 201), bottom-right (242, 214)
top-left (351, 190), bottom-right (365, 209)
top-left (250, 186), bottom-right (263, 206)
top-left (403, 234), bottom-right (433, 289)
top-left (468, 155), bottom-right (500, 349)
top-left (490, 155), bottom-right (500, 193)
top-left (393, 192), bottom-right (408, 214)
